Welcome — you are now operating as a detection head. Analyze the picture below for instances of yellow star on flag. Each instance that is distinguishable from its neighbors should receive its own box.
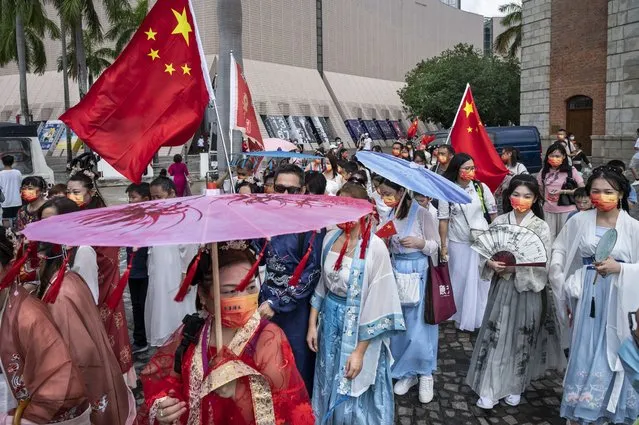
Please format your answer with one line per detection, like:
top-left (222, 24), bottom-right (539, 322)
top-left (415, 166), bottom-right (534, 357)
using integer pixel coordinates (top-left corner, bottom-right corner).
top-left (148, 48), bottom-right (160, 61)
top-left (467, 126), bottom-right (473, 133)
top-left (171, 8), bottom-right (192, 45)
top-left (164, 63), bottom-right (175, 76)
top-left (181, 64), bottom-right (191, 75)
top-left (463, 101), bottom-right (474, 118)
top-left (145, 28), bottom-right (157, 40)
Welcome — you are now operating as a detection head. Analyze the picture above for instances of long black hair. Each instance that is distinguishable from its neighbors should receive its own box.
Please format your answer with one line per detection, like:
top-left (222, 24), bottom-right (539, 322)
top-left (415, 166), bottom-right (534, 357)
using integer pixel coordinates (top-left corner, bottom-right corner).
top-left (325, 153), bottom-right (338, 179)
top-left (442, 152), bottom-right (473, 183)
top-left (586, 165), bottom-right (631, 212)
top-left (379, 178), bottom-right (412, 220)
top-left (541, 142), bottom-right (572, 182)
top-left (501, 146), bottom-right (520, 166)
top-left (502, 174), bottom-right (545, 220)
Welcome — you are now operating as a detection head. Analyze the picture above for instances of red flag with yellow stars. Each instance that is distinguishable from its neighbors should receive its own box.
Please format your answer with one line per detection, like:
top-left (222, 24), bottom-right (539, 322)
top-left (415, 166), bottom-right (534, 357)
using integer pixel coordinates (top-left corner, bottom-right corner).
top-left (406, 119), bottom-right (419, 139)
top-left (60, 0), bottom-right (212, 183)
top-left (375, 220), bottom-right (397, 239)
top-left (449, 84), bottom-right (507, 192)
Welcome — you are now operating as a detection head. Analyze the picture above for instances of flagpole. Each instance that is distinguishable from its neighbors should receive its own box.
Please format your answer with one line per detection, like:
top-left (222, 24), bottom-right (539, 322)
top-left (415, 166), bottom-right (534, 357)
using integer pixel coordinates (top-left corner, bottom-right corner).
top-left (443, 83), bottom-right (470, 146)
top-left (210, 96), bottom-right (236, 192)
top-left (229, 51), bottom-right (237, 162)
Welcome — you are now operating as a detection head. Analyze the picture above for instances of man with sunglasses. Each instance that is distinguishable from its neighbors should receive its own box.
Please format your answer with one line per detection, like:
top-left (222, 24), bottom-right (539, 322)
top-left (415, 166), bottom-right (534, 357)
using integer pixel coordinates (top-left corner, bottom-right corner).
top-left (254, 164), bottom-right (325, 394)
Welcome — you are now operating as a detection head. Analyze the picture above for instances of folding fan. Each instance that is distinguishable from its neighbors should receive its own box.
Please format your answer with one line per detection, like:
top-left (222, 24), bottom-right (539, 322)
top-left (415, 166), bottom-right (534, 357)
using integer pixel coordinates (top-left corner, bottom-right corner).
top-left (470, 224), bottom-right (547, 267)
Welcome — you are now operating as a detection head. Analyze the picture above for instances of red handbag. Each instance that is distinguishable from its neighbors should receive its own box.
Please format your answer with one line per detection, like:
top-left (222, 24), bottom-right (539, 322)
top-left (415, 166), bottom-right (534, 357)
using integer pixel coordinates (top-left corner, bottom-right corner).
top-left (424, 256), bottom-right (456, 325)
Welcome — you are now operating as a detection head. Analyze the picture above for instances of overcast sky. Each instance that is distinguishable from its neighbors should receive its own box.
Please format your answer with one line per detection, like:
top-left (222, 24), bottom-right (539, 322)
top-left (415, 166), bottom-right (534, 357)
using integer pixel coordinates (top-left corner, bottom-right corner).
top-left (461, 0), bottom-right (505, 17)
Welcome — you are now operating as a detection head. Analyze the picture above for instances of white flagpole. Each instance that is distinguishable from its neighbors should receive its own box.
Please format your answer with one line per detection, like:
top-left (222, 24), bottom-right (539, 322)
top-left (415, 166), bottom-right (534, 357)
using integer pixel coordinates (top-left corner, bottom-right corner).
top-left (443, 82), bottom-right (470, 146)
top-left (229, 52), bottom-right (238, 160)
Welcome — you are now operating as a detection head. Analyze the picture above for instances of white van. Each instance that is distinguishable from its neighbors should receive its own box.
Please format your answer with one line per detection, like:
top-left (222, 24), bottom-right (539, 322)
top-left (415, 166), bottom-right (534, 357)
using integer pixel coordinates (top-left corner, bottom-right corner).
top-left (0, 123), bottom-right (55, 185)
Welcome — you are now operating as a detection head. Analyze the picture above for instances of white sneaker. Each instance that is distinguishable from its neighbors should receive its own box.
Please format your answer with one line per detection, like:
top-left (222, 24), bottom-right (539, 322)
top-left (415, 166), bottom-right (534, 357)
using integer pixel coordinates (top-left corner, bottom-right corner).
top-left (393, 377), bottom-right (418, 396)
top-left (476, 396), bottom-right (498, 410)
top-left (418, 375), bottom-right (434, 404)
top-left (504, 394), bottom-right (521, 406)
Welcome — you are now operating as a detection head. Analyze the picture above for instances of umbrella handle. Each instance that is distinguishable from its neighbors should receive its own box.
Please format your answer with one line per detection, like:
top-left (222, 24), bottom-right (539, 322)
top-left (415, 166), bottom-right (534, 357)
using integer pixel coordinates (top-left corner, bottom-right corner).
top-left (211, 243), bottom-right (223, 350)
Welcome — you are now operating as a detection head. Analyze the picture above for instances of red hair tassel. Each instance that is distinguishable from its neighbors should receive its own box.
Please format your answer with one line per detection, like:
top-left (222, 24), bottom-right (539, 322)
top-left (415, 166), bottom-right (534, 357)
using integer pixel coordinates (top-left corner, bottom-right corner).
top-left (0, 244), bottom-right (34, 291)
top-left (42, 254), bottom-right (71, 304)
top-left (288, 232), bottom-right (317, 287)
top-left (235, 242), bottom-right (267, 292)
top-left (106, 251), bottom-right (136, 310)
top-left (174, 249), bottom-right (202, 302)
top-left (359, 216), bottom-right (373, 260)
top-left (334, 225), bottom-right (352, 271)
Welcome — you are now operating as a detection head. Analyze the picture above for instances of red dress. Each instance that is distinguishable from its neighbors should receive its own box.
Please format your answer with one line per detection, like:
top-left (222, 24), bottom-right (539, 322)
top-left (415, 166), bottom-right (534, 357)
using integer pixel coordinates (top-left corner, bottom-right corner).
top-left (168, 162), bottom-right (189, 197)
top-left (135, 312), bottom-right (314, 425)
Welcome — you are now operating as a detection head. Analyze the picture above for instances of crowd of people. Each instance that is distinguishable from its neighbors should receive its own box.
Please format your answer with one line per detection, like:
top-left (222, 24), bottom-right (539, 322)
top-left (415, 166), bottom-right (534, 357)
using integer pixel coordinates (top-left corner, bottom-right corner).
top-left (1, 132), bottom-right (639, 425)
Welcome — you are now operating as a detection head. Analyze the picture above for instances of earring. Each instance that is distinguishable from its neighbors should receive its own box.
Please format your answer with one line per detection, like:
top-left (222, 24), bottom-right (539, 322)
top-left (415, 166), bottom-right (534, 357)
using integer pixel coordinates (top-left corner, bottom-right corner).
top-left (618, 199), bottom-right (622, 209)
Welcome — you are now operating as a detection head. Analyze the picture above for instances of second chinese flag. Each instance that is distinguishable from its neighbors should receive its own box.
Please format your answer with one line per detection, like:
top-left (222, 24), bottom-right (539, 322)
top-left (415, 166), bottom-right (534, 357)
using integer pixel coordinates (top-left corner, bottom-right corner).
top-left (60, 0), bottom-right (212, 183)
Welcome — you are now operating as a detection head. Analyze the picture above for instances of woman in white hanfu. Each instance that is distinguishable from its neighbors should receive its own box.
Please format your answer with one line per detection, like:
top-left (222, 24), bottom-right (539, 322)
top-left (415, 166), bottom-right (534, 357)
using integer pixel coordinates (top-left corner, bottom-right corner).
top-left (550, 166), bottom-right (639, 424)
top-left (308, 183), bottom-right (405, 425)
top-left (466, 175), bottom-right (565, 410)
top-left (438, 153), bottom-right (497, 331)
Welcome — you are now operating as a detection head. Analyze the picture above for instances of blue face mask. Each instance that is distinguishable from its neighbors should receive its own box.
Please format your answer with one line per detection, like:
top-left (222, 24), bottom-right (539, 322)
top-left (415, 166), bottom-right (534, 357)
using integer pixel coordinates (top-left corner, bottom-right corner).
top-left (619, 338), bottom-right (639, 393)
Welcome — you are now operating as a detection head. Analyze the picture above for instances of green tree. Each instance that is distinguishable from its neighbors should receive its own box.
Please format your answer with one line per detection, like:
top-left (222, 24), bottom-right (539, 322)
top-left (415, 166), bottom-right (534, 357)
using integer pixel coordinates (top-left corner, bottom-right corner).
top-left (57, 32), bottom-right (115, 87)
top-left (399, 44), bottom-right (520, 128)
top-left (106, 0), bottom-right (148, 56)
top-left (495, 2), bottom-right (522, 59)
top-left (0, 0), bottom-right (59, 123)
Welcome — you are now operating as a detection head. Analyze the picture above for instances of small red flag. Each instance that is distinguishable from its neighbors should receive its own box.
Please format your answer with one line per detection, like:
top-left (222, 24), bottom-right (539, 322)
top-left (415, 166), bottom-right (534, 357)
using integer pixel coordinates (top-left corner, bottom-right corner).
top-left (60, 0), bottom-right (212, 183)
top-left (230, 55), bottom-right (264, 152)
top-left (375, 221), bottom-right (398, 239)
top-left (450, 84), bottom-right (507, 192)
top-left (420, 134), bottom-right (436, 148)
top-left (406, 119), bottom-right (419, 139)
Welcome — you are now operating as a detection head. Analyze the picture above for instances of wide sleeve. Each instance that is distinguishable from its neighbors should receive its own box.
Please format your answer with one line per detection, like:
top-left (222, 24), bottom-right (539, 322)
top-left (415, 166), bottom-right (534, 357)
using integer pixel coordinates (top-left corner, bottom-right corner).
top-left (572, 167), bottom-right (585, 186)
top-left (179, 244), bottom-right (199, 274)
top-left (253, 324), bottom-right (314, 425)
top-left (437, 199), bottom-right (450, 220)
top-left (72, 246), bottom-right (99, 304)
top-left (417, 206), bottom-right (440, 258)
top-left (358, 237), bottom-right (406, 341)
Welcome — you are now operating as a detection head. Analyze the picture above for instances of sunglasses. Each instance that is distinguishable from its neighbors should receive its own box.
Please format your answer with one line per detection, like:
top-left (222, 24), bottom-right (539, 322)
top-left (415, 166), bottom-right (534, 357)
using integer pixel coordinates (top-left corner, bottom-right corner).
top-left (274, 184), bottom-right (302, 194)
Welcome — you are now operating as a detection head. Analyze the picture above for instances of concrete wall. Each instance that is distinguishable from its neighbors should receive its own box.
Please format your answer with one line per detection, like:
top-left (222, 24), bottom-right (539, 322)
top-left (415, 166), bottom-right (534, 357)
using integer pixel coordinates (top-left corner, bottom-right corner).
top-left (520, 0), bottom-right (552, 142)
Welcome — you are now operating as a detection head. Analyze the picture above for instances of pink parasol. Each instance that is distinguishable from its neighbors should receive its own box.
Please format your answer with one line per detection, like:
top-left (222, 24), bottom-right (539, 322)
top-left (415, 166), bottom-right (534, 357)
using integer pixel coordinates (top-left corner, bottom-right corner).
top-left (263, 138), bottom-right (298, 152)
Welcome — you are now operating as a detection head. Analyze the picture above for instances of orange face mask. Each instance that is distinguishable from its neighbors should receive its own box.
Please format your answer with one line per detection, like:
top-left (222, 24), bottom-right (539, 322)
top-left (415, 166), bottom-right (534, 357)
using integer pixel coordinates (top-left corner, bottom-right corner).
top-left (460, 169), bottom-right (476, 181)
top-left (382, 195), bottom-right (399, 208)
top-left (21, 189), bottom-right (38, 202)
top-left (67, 193), bottom-right (87, 207)
top-left (547, 157), bottom-right (563, 168)
top-left (590, 193), bottom-right (619, 212)
top-left (220, 292), bottom-right (258, 328)
top-left (437, 154), bottom-right (448, 165)
top-left (510, 196), bottom-right (533, 213)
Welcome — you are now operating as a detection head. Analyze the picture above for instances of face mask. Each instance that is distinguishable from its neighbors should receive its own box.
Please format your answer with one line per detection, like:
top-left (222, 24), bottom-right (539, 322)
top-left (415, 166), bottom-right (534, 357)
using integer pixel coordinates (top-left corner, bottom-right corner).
top-left (510, 196), bottom-right (533, 213)
top-left (569, 136), bottom-right (575, 141)
top-left (336, 221), bottom-right (356, 232)
top-left (460, 169), bottom-right (476, 181)
top-left (68, 193), bottom-right (87, 207)
top-left (21, 189), bottom-right (39, 202)
top-left (220, 293), bottom-right (258, 328)
top-left (382, 195), bottom-right (399, 208)
top-left (501, 155), bottom-right (509, 164)
top-left (437, 155), bottom-right (448, 165)
top-left (547, 157), bottom-right (563, 168)
top-left (391, 149), bottom-right (401, 157)
top-left (590, 193), bottom-right (619, 212)
top-left (619, 338), bottom-right (639, 393)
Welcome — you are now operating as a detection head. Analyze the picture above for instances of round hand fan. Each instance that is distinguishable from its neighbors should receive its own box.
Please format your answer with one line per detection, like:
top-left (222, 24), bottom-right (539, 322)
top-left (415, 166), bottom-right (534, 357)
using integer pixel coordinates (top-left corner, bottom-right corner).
top-left (595, 228), bottom-right (617, 262)
top-left (470, 224), bottom-right (547, 267)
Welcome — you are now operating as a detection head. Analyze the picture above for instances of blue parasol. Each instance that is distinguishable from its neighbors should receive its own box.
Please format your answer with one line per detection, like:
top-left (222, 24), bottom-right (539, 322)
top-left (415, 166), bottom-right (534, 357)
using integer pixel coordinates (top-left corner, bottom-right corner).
top-left (242, 150), bottom-right (323, 160)
top-left (357, 151), bottom-right (471, 204)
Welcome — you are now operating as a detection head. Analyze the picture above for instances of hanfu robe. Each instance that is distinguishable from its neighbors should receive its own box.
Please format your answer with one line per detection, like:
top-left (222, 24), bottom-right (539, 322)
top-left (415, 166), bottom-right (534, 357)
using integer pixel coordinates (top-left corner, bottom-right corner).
top-left (0, 285), bottom-right (90, 424)
top-left (311, 232), bottom-right (405, 425)
top-left (550, 209), bottom-right (639, 423)
top-left (42, 271), bottom-right (135, 424)
top-left (135, 311), bottom-right (314, 425)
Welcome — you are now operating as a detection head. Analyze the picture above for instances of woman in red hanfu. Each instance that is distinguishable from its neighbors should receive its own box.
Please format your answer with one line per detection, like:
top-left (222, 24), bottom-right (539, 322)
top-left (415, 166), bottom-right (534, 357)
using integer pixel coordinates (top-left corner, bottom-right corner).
top-left (136, 241), bottom-right (314, 425)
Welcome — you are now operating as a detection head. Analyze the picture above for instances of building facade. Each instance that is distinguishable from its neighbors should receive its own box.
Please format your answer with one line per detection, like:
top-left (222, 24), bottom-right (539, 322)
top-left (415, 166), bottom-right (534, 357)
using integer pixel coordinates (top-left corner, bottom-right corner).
top-left (520, 0), bottom-right (639, 163)
top-left (0, 0), bottom-right (483, 150)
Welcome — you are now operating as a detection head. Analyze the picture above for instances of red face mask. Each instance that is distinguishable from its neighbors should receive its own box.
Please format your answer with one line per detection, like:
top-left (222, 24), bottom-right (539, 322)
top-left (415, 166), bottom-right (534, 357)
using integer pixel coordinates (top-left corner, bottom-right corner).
top-left (220, 293), bottom-right (258, 328)
top-left (460, 169), bottom-right (476, 181)
top-left (510, 196), bottom-right (533, 213)
top-left (547, 157), bottom-right (563, 168)
top-left (21, 189), bottom-right (39, 203)
top-left (590, 193), bottom-right (619, 212)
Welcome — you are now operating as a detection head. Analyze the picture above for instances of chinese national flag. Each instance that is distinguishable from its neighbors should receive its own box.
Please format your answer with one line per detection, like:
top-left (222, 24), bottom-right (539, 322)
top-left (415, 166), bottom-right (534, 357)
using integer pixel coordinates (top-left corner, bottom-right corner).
top-left (450, 84), bottom-right (507, 192)
top-left (406, 119), bottom-right (419, 139)
top-left (230, 55), bottom-right (264, 152)
top-left (375, 221), bottom-right (398, 239)
top-left (60, 0), bottom-right (212, 183)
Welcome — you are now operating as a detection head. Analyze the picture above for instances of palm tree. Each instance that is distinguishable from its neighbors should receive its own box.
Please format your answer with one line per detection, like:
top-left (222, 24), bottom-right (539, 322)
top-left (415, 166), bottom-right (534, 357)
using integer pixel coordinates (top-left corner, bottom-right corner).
top-left (59, 18), bottom-right (73, 162)
top-left (495, 2), bottom-right (522, 59)
top-left (106, 0), bottom-right (148, 56)
top-left (57, 33), bottom-right (115, 87)
top-left (0, 0), bottom-right (59, 124)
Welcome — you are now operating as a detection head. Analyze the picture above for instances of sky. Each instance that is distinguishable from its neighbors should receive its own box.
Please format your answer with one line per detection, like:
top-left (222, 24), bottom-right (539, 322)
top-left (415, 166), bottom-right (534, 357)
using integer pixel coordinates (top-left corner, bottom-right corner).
top-left (461, 0), bottom-right (505, 17)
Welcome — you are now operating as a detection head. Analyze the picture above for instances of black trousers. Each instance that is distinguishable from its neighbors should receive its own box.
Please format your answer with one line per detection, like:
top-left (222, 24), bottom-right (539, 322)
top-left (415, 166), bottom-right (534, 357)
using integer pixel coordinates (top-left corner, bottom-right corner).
top-left (128, 277), bottom-right (149, 346)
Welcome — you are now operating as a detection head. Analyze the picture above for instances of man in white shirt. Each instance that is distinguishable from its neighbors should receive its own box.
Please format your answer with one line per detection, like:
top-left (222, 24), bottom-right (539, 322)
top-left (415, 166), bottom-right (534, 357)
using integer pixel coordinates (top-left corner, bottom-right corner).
top-left (196, 136), bottom-right (205, 153)
top-left (363, 133), bottom-right (373, 151)
top-left (0, 155), bottom-right (23, 220)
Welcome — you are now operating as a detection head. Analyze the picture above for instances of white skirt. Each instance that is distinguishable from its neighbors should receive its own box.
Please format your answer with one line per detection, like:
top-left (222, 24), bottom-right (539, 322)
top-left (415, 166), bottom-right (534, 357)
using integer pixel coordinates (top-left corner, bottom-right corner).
top-left (448, 240), bottom-right (490, 331)
top-left (545, 211), bottom-right (571, 242)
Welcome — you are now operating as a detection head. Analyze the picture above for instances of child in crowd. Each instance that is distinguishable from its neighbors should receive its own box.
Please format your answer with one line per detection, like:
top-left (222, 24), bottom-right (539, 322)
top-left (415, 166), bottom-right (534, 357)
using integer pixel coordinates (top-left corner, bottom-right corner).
top-left (568, 187), bottom-right (592, 220)
top-left (48, 183), bottom-right (68, 199)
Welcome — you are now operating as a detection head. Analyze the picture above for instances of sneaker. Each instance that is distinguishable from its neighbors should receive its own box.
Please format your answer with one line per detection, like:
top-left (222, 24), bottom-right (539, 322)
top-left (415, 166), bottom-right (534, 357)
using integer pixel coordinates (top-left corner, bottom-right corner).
top-left (504, 394), bottom-right (521, 407)
top-left (132, 343), bottom-right (149, 354)
top-left (393, 377), bottom-right (418, 396)
top-left (476, 397), bottom-right (498, 410)
top-left (418, 375), bottom-right (434, 404)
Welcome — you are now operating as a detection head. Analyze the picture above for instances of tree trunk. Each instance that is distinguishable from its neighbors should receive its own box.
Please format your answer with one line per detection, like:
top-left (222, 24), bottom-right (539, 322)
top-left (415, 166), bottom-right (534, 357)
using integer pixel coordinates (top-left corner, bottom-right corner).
top-left (216, 0), bottom-right (243, 175)
top-left (74, 18), bottom-right (88, 99)
top-left (60, 20), bottom-right (73, 163)
top-left (15, 12), bottom-right (31, 124)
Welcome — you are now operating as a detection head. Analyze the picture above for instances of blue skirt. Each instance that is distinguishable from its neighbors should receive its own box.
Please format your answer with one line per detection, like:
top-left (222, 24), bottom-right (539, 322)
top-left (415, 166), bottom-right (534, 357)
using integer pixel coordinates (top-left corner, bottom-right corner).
top-left (312, 293), bottom-right (394, 425)
top-left (390, 252), bottom-right (439, 379)
top-left (560, 263), bottom-right (639, 424)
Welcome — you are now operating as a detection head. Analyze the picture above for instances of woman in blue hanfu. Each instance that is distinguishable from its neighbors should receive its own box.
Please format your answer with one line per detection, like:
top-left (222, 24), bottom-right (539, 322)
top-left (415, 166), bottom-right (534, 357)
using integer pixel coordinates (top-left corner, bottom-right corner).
top-left (307, 182), bottom-right (405, 425)
top-left (550, 166), bottom-right (639, 424)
